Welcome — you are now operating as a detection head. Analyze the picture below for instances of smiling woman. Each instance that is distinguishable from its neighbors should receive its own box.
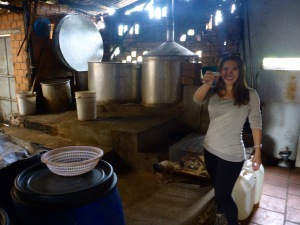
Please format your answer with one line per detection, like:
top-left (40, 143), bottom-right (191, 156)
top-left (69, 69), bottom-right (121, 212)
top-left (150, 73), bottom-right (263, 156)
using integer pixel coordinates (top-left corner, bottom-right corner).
top-left (193, 53), bottom-right (262, 225)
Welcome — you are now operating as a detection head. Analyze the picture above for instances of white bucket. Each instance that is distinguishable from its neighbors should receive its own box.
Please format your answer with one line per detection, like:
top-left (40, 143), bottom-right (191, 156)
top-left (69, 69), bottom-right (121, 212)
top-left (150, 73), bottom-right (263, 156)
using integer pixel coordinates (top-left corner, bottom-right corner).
top-left (17, 91), bottom-right (37, 115)
top-left (75, 91), bottom-right (96, 121)
top-left (232, 169), bottom-right (256, 220)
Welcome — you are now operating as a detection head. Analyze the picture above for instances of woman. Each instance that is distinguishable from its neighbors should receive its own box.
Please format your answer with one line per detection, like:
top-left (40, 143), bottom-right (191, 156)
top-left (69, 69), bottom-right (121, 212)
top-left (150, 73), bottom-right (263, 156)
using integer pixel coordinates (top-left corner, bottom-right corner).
top-left (193, 53), bottom-right (262, 225)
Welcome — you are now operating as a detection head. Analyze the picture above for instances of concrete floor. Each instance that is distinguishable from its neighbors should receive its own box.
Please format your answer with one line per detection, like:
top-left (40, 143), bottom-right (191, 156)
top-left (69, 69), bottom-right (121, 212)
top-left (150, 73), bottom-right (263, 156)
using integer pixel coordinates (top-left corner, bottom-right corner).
top-left (1, 104), bottom-right (214, 225)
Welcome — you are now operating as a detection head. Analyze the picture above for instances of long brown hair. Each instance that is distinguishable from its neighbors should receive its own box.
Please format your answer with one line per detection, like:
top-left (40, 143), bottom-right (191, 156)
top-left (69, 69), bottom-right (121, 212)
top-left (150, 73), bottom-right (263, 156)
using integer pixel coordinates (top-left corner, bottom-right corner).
top-left (213, 53), bottom-right (250, 106)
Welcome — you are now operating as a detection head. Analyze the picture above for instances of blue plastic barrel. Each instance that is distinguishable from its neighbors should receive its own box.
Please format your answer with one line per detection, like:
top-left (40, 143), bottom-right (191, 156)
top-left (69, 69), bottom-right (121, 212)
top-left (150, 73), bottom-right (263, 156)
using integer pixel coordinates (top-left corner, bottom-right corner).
top-left (11, 160), bottom-right (125, 225)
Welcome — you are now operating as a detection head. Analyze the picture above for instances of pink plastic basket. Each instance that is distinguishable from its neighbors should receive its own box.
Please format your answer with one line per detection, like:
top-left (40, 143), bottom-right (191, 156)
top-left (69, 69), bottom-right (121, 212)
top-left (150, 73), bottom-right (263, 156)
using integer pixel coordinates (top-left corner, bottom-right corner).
top-left (41, 146), bottom-right (104, 176)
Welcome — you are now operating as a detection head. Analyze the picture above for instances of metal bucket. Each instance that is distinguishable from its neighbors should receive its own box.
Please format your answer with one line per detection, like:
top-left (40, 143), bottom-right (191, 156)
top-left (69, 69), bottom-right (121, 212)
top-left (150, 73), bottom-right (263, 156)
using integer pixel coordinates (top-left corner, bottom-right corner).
top-left (88, 62), bottom-right (141, 104)
top-left (141, 55), bottom-right (185, 107)
top-left (40, 79), bottom-right (72, 113)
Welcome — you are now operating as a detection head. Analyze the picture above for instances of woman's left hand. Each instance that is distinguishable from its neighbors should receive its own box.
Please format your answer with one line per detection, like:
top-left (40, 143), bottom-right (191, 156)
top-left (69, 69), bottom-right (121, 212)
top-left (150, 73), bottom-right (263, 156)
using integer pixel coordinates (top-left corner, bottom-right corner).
top-left (252, 153), bottom-right (261, 171)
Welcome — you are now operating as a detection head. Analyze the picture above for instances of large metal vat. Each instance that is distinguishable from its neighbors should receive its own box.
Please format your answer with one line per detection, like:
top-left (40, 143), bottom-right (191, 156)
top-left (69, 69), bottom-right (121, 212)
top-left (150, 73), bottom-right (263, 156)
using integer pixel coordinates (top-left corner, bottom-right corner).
top-left (142, 54), bottom-right (189, 107)
top-left (88, 62), bottom-right (141, 104)
top-left (141, 0), bottom-right (198, 107)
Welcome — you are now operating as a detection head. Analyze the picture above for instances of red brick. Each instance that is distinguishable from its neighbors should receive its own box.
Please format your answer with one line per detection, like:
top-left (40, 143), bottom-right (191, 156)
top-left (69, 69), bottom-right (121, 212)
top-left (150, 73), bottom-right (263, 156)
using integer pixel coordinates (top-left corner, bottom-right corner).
top-left (181, 62), bottom-right (202, 70)
top-left (39, 2), bottom-right (51, 10)
top-left (15, 74), bottom-right (23, 82)
top-left (21, 76), bottom-right (29, 85)
top-left (20, 62), bottom-right (28, 70)
top-left (50, 4), bottom-right (60, 12)
top-left (10, 21), bottom-right (17, 28)
top-left (16, 20), bottom-right (24, 27)
top-left (8, 14), bottom-right (14, 21)
top-left (19, 83), bottom-right (29, 91)
top-left (46, 11), bottom-right (56, 16)
top-left (14, 63), bottom-right (21, 69)
top-left (1, 15), bottom-right (8, 22)
top-left (182, 70), bottom-right (201, 79)
top-left (13, 14), bottom-right (21, 21)
top-left (182, 77), bottom-right (202, 85)
top-left (36, 8), bottom-right (47, 16)
top-left (11, 40), bottom-right (21, 48)
top-left (14, 33), bottom-right (23, 41)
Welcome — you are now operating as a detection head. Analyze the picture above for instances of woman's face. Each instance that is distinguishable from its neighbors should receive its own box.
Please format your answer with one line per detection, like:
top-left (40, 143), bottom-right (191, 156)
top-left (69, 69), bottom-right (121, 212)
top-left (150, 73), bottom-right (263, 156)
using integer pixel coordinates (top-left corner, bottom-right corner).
top-left (221, 60), bottom-right (239, 86)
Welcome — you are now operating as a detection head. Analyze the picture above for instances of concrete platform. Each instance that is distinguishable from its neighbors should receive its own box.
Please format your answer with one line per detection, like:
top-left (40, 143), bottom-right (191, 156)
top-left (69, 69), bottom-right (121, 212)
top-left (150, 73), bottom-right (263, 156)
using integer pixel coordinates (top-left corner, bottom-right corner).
top-left (13, 103), bottom-right (195, 171)
top-left (1, 103), bottom-right (215, 225)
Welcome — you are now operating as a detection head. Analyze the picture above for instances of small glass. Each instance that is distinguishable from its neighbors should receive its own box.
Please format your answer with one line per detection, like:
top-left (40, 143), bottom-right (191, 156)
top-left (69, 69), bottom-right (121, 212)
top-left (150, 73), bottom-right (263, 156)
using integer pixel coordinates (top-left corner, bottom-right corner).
top-left (211, 72), bottom-right (220, 88)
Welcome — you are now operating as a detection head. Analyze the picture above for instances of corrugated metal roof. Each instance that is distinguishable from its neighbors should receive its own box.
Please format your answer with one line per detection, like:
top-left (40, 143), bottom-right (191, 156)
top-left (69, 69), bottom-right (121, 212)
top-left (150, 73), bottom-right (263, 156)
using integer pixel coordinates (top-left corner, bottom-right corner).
top-left (56, 0), bottom-right (140, 15)
top-left (0, 0), bottom-right (142, 16)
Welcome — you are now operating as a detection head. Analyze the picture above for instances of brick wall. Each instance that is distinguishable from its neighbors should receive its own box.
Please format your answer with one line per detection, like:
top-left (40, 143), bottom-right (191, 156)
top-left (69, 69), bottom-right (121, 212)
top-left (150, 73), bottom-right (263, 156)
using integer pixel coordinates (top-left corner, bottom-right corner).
top-left (0, 12), bottom-right (28, 92)
top-left (0, 2), bottom-right (83, 94)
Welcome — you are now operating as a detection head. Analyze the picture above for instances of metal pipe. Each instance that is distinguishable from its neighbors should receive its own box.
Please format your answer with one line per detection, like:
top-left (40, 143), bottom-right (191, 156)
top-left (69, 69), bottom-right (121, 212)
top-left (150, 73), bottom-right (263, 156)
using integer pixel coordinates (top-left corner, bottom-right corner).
top-left (22, 1), bottom-right (35, 86)
top-left (166, 0), bottom-right (174, 42)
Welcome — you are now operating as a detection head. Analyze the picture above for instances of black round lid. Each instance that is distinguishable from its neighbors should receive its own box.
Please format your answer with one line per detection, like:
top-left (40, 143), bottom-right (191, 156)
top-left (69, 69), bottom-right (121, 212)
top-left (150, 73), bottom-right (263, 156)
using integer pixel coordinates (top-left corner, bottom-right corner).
top-left (12, 160), bottom-right (117, 209)
top-left (26, 165), bottom-right (105, 195)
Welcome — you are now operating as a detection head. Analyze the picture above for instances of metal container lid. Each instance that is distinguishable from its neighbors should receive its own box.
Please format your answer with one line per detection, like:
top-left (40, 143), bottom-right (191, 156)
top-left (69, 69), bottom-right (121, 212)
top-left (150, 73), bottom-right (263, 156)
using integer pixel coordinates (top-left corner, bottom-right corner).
top-left (40, 79), bottom-right (70, 86)
top-left (53, 15), bottom-right (103, 72)
top-left (144, 41), bottom-right (198, 57)
top-left (12, 160), bottom-right (117, 210)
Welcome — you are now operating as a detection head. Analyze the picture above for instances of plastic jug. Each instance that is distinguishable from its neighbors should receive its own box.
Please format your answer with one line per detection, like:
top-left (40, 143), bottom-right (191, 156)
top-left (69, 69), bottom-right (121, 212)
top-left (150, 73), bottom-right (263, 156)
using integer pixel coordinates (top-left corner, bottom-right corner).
top-left (243, 158), bottom-right (265, 204)
top-left (232, 169), bottom-right (256, 220)
top-left (253, 164), bottom-right (264, 204)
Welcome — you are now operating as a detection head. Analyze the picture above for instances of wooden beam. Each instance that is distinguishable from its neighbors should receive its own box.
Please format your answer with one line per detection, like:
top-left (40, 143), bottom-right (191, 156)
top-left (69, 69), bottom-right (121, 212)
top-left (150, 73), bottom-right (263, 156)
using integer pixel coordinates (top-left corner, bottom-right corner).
top-left (0, 3), bottom-right (22, 12)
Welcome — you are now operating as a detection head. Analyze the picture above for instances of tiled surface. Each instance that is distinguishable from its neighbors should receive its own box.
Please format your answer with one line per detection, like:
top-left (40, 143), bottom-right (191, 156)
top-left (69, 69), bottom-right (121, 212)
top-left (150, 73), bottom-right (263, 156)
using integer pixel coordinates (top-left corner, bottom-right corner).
top-left (242, 166), bottom-right (300, 225)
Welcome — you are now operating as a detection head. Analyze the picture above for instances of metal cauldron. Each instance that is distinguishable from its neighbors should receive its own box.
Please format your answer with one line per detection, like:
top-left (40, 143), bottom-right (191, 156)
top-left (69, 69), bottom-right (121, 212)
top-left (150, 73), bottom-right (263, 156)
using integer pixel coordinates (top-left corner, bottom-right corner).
top-left (141, 41), bottom-right (198, 107)
top-left (142, 55), bottom-right (186, 107)
top-left (141, 0), bottom-right (198, 107)
top-left (88, 62), bottom-right (142, 104)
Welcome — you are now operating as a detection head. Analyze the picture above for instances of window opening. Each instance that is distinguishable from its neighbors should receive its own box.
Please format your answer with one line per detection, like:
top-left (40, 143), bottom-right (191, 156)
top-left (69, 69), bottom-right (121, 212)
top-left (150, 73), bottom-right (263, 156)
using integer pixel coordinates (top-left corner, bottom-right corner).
top-left (263, 58), bottom-right (300, 71)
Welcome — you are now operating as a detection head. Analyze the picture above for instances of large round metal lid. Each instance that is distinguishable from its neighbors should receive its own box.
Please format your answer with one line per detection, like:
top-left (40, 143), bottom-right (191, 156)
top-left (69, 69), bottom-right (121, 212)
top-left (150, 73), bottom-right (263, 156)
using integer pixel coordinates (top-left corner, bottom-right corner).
top-left (53, 15), bottom-right (103, 72)
top-left (40, 79), bottom-right (70, 86)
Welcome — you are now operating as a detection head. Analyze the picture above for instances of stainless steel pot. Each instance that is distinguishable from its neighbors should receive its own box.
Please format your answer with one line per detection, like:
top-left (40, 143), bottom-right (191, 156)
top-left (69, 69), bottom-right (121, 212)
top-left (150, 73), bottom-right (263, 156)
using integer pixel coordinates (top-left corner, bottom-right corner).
top-left (142, 55), bottom-right (187, 107)
top-left (141, 0), bottom-right (198, 107)
top-left (88, 62), bottom-right (141, 104)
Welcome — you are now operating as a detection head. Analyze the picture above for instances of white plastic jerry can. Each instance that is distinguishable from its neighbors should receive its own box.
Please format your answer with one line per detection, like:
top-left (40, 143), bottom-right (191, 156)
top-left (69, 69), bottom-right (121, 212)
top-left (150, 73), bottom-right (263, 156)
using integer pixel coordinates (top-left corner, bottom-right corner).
top-left (243, 158), bottom-right (265, 204)
top-left (253, 164), bottom-right (265, 204)
top-left (232, 169), bottom-right (256, 220)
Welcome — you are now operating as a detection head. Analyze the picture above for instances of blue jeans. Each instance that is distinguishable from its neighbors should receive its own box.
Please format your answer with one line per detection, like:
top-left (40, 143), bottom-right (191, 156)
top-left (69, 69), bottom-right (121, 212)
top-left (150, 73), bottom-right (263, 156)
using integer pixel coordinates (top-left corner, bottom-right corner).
top-left (204, 149), bottom-right (244, 225)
